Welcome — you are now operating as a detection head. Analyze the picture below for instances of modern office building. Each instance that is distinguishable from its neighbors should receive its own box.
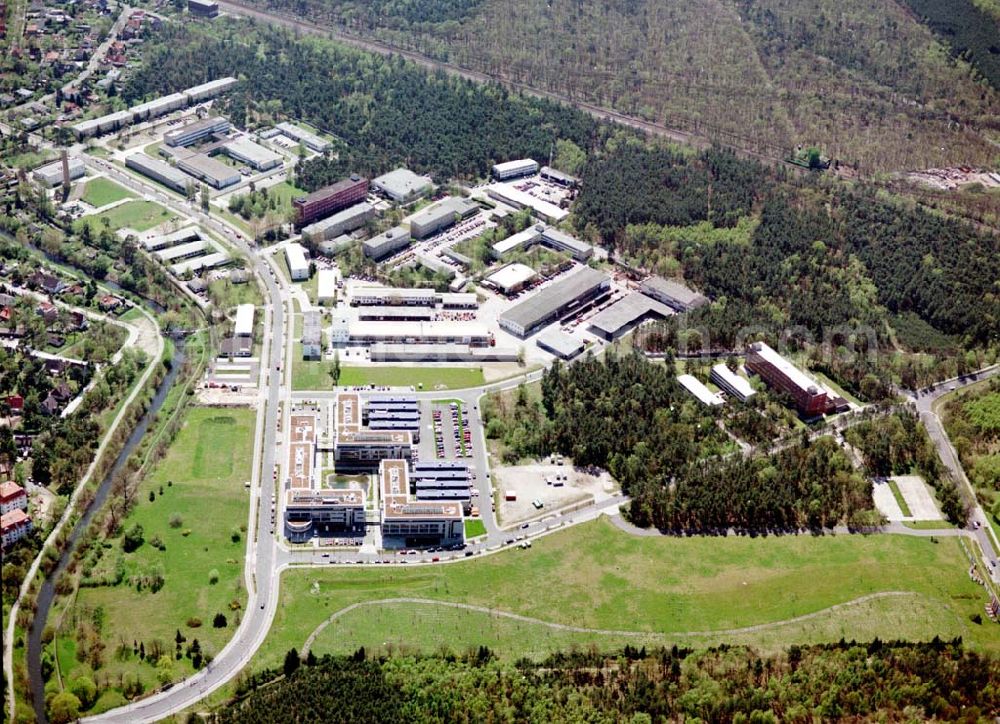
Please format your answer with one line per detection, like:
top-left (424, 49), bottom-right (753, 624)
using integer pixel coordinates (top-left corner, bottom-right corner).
top-left (33, 157), bottom-right (84, 187)
top-left (710, 363), bottom-right (756, 403)
top-left (486, 183), bottom-right (568, 223)
top-left (364, 395), bottom-right (421, 442)
top-left (285, 243), bottom-right (309, 281)
top-left (187, 0), bottom-right (219, 17)
top-left (176, 153), bottom-right (241, 189)
top-left (499, 266), bottom-right (610, 337)
top-left (220, 136), bottom-right (282, 171)
top-left (540, 166), bottom-right (579, 188)
top-left (745, 342), bottom-right (829, 416)
top-left (126, 153), bottom-right (191, 193)
top-left (362, 226), bottom-right (410, 261)
top-left (334, 393), bottom-right (413, 471)
top-left (293, 176), bottom-right (368, 227)
top-left (276, 121), bottom-right (331, 153)
top-left (372, 168), bottom-right (433, 203)
top-left (677, 374), bottom-right (723, 407)
top-left (164, 116), bottom-right (230, 147)
top-left (639, 276), bottom-right (709, 312)
top-left (283, 488), bottom-right (365, 543)
top-left (491, 158), bottom-right (539, 180)
top-left (409, 196), bottom-right (478, 240)
top-left (540, 227), bottom-right (593, 261)
top-left (301, 202), bottom-right (374, 245)
top-left (234, 303), bottom-right (254, 337)
top-left (379, 459), bottom-right (463, 547)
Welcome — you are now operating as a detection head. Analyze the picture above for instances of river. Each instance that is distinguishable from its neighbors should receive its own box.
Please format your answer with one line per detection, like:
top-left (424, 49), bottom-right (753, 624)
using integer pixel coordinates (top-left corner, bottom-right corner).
top-left (26, 342), bottom-right (185, 723)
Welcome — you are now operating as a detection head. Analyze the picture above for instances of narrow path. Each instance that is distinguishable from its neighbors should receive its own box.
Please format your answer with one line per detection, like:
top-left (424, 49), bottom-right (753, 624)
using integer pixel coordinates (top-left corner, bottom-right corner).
top-left (301, 591), bottom-right (920, 655)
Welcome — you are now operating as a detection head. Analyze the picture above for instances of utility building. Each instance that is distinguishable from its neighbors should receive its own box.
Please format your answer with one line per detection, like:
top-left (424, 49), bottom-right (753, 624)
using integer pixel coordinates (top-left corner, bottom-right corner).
top-left (221, 136), bottom-right (282, 171)
top-left (499, 266), bottom-right (610, 338)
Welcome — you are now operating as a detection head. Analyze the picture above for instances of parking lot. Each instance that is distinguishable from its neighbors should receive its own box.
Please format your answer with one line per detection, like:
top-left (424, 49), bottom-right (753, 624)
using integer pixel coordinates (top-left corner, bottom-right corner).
top-left (430, 401), bottom-right (472, 460)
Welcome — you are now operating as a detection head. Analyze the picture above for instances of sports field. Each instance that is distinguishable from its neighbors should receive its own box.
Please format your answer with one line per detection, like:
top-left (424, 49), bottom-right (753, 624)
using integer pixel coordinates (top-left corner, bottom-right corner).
top-left (60, 408), bottom-right (256, 695)
top-left (75, 199), bottom-right (176, 234)
top-left (81, 177), bottom-right (134, 208)
top-left (250, 519), bottom-right (998, 671)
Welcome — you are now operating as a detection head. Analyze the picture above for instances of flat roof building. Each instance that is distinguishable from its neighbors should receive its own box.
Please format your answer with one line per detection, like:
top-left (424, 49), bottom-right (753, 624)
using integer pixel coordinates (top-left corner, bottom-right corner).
top-left (711, 364), bottom-right (756, 403)
top-left (234, 303), bottom-right (254, 337)
top-left (639, 276), bottom-right (709, 312)
top-left (347, 321), bottom-right (492, 347)
top-left (491, 224), bottom-right (543, 259)
top-left (317, 269), bottom-right (338, 305)
top-left (284, 488), bottom-right (365, 543)
top-left (220, 336), bottom-right (252, 357)
top-left (293, 176), bottom-right (368, 227)
top-left (170, 251), bottom-right (230, 276)
top-left (155, 239), bottom-right (207, 263)
top-left (486, 263), bottom-right (537, 295)
top-left (142, 225), bottom-right (200, 251)
top-left (33, 157), bottom-right (84, 187)
top-left (130, 93), bottom-right (186, 122)
top-left (302, 309), bottom-right (322, 359)
top-left (588, 292), bottom-right (674, 341)
top-left (380, 459), bottom-right (463, 547)
top-left (164, 116), bottom-right (230, 147)
top-left (492, 158), bottom-right (539, 181)
top-left (372, 167), bottom-right (433, 204)
top-left (285, 243), bottom-right (309, 281)
top-left (334, 394), bottom-right (413, 471)
top-left (486, 183), bottom-right (568, 223)
top-left (499, 266), bottom-right (610, 338)
top-left (301, 202), bottom-right (374, 245)
top-left (677, 374), bottom-right (723, 407)
top-left (276, 121), bottom-right (331, 153)
top-left (440, 293), bottom-right (477, 309)
top-left (536, 329), bottom-right (585, 360)
top-left (540, 165), bottom-right (579, 188)
top-left (184, 77), bottom-right (239, 103)
top-left (362, 226), bottom-right (410, 261)
top-left (187, 0), bottom-right (219, 17)
top-left (176, 153), bottom-right (241, 189)
top-left (126, 153), bottom-right (191, 193)
top-left (221, 136), bottom-right (282, 171)
top-left (351, 287), bottom-right (437, 307)
top-left (541, 227), bottom-right (593, 261)
top-left (409, 196), bottom-right (478, 240)
top-left (357, 307), bottom-right (434, 321)
top-left (746, 342), bottom-right (829, 416)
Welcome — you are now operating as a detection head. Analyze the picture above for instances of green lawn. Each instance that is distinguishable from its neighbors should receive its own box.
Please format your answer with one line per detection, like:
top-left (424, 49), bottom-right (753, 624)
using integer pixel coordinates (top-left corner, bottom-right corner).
top-left (81, 177), bottom-right (134, 208)
top-left (293, 362), bottom-right (486, 392)
top-left (248, 519), bottom-right (998, 673)
top-left (61, 407), bottom-right (255, 703)
top-left (75, 200), bottom-right (177, 234)
top-left (888, 479), bottom-right (913, 517)
top-left (464, 519), bottom-right (487, 538)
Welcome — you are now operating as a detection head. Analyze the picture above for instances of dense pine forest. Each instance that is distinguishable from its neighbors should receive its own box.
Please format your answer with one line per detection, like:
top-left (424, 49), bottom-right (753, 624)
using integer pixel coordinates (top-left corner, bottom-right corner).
top-left (216, 641), bottom-right (1000, 722)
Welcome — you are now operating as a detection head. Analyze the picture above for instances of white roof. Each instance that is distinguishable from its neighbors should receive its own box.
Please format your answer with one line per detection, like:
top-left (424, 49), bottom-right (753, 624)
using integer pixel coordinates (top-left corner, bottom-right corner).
top-left (487, 184), bottom-right (568, 222)
top-left (348, 321), bottom-right (490, 341)
top-left (750, 342), bottom-right (819, 395)
top-left (492, 225), bottom-right (543, 256)
top-left (170, 251), bottom-right (230, 275)
top-left (711, 364), bottom-right (755, 399)
top-left (285, 243), bottom-right (308, 272)
top-left (373, 168), bottom-right (432, 198)
top-left (156, 239), bottom-right (207, 262)
top-left (352, 286), bottom-right (437, 301)
top-left (493, 159), bottom-right (538, 174)
top-left (234, 303), bottom-right (255, 336)
top-left (223, 136), bottom-right (282, 167)
top-left (487, 263), bottom-right (537, 291)
top-left (317, 268), bottom-right (338, 299)
top-left (677, 374), bottom-right (723, 406)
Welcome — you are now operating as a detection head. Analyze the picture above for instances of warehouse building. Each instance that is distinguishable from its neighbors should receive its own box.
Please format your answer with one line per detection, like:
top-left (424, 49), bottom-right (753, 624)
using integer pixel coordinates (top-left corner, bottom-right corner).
top-left (301, 202), bottom-right (374, 244)
top-left (372, 167), bottom-right (433, 204)
top-left (164, 116), bottom-right (230, 147)
top-left (347, 321), bottom-right (492, 347)
top-left (316, 269), bottom-right (339, 305)
top-left (142, 226), bottom-right (200, 251)
top-left (170, 251), bottom-right (230, 276)
top-left (499, 266), bottom-right (610, 338)
top-left (492, 158), bottom-right (539, 181)
top-left (409, 196), bottom-right (478, 240)
top-left (362, 226), bottom-right (410, 261)
top-left (293, 176), bottom-right (368, 227)
top-left (176, 153), bottom-right (241, 189)
top-left (491, 224), bottom-right (543, 259)
top-left (221, 136), bottom-right (282, 171)
top-left (536, 329), bottom-right (585, 360)
top-left (285, 243), bottom-right (309, 281)
top-left (678, 374), bottom-right (723, 407)
top-left (710, 364), bottom-right (756, 403)
top-left (745, 342), bottom-right (829, 416)
top-left (234, 303), bottom-right (254, 337)
top-left (485, 263), bottom-right (537, 295)
top-left (440, 293), bottom-right (477, 309)
top-left (588, 292), bottom-right (674, 341)
top-left (380, 459), bottom-right (463, 547)
top-left (284, 488), bottom-right (365, 543)
top-left (540, 227), bottom-right (593, 261)
top-left (187, 0), bottom-right (219, 17)
top-left (540, 166), bottom-right (579, 188)
top-left (639, 276), bottom-right (709, 312)
top-left (33, 156), bottom-right (84, 187)
top-left (126, 154), bottom-right (190, 193)
top-left (276, 121), bottom-right (331, 153)
top-left (486, 184), bottom-right (568, 223)
top-left (302, 309), bottom-right (322, 359)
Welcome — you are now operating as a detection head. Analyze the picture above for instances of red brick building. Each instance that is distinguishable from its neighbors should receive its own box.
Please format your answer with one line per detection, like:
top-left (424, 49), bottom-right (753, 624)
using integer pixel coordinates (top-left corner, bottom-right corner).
top-left (745, 342), bottom-right (830, 417)
top-left (293, 176), bottom-right (368, 228)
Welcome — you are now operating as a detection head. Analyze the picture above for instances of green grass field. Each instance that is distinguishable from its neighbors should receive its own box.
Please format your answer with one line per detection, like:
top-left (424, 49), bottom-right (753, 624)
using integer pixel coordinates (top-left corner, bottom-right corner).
top-left (464, 519), bottom-right (487, 538)
top-left (60, 407), bottom-right (255, 702)
top-left (888, 479), bottom-right (913, 517)
top-left (244, 519), bottom-right (998, 674)
top-left (81, 177), bottom-right (134, 208)
top-left (293, 362), bottom-right (486, 392)
top-left (75, 200), bottom-right (176, 234)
